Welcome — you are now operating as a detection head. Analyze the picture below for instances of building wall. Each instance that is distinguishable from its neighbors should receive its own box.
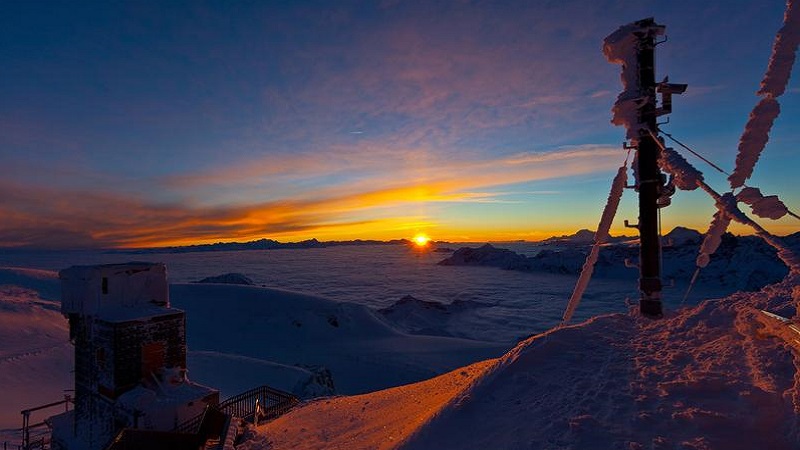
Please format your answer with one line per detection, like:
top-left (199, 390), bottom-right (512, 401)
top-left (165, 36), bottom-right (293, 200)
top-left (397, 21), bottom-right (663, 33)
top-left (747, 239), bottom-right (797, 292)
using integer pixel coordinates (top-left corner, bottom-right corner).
top-left (111, 313), bottom-right (186, 394)
top-left (69, 312), bottom-right (187, 450)
top-left (71, 316), bottom-right (116, 450)
top-left (60, 263), bottom-right (169, 316)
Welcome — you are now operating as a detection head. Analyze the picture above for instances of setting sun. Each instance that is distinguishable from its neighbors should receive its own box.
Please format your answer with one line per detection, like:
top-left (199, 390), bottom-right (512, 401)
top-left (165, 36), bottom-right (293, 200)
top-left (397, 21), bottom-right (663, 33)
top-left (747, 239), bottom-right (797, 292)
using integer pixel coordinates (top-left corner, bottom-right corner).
top-left (412, 234), bottom-right (431, 247)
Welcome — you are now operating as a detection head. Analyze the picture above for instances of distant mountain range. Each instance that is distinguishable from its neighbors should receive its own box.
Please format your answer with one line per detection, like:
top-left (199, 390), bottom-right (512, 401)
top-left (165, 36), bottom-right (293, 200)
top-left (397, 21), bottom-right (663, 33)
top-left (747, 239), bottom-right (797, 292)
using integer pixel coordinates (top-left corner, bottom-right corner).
top-left (110, 226), bottom-right (796, 256)
top-left (541, 228), bottom-right (634, 245)
top-left (113, 238), bottom-right (415, 254)
top-left (439, 227), bottom-right (800, 293)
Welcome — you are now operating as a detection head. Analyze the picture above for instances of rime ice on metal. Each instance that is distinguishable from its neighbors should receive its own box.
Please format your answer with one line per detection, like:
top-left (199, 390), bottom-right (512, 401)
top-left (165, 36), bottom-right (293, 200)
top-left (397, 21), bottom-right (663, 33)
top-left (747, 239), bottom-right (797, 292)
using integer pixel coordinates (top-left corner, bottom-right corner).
top-left (729, 0), bottom-right (799, 189)
top-left (562, 163), bottom-right (628, 324)
top-left (758, 0), bottom-right (800, 98)
top-left (658, 147), bottom-right (703, 191)
top-left (603, 21), bottom-right (665, 141)
top-left (697, 210), bottom-right (732, 269)
top-left (729, 97), bottom-right (781, 189)
top-left (736, 186), bottom-right (790, 220)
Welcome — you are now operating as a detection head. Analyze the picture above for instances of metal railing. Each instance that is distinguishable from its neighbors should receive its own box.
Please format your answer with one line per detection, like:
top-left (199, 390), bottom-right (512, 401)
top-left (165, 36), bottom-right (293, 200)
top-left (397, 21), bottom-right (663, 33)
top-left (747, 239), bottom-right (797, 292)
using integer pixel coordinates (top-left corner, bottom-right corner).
top-left (3, 435), bottom-right (46, 450)
top-left (173, 384), bottom-right (299, 434)
top-left (217, 385), bottom-right (299, 423)
top-left (4, 395), bottom-right (74, 450)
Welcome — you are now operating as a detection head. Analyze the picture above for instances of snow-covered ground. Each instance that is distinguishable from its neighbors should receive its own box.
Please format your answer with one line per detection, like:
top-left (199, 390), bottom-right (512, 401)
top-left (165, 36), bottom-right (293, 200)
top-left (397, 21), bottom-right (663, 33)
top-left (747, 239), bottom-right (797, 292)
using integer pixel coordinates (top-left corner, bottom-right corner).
top-left (0, 264), bottom-right (504, 433)
top-left (1, 239), bottom-right (797, 448)
top-left (170, 283), bottom-right (505, 396)
top-left (0, 269), bottom-right (72, 431)
top-left (244, 273), bottom-right (800, 450)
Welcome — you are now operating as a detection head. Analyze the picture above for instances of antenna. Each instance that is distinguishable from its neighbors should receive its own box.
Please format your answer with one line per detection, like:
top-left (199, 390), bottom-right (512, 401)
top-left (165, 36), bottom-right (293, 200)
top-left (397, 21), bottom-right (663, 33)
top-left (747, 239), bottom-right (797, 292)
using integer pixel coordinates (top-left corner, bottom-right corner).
top-left (604, 18), bottom-right (686, 318)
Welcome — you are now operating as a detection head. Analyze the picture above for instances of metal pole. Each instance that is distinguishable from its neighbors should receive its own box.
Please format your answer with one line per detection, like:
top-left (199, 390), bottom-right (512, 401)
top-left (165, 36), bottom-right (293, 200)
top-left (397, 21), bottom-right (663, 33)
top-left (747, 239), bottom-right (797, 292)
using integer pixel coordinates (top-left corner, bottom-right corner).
top-left (635, 25), bottom-right (664, 317)
top-left (22, 411), bottom-right (29, 450)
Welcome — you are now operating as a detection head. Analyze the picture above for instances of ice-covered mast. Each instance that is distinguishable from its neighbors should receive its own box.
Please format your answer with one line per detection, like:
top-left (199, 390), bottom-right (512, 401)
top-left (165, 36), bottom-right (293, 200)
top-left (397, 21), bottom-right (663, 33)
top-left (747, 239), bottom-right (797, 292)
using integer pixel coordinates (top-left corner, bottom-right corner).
top-left (604, 18), bottom-right (686, 318)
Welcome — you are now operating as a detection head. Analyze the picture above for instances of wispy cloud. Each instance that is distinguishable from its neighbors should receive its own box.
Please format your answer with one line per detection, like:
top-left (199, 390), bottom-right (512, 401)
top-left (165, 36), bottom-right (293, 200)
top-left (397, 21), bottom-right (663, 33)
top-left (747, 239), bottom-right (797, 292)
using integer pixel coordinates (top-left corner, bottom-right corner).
top-left (0, 145), bottom-right (622, 247)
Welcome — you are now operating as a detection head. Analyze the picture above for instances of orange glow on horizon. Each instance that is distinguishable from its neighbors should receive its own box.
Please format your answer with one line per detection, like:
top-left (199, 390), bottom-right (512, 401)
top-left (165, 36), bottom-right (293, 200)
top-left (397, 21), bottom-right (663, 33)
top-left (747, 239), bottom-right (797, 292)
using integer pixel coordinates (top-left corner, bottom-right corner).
top-left (100, 220), bottom-right (781, 249)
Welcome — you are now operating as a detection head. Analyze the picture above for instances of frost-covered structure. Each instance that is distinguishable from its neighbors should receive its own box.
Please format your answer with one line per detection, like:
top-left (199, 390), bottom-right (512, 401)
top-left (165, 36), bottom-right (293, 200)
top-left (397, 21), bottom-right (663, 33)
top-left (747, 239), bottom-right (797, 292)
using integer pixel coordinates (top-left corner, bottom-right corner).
top-left (658, 147), bottom-right (703, 191)
top-left (730, 0), bottom-right (800, 188)
top-left (680, 0), bottom-right (800, 280)
top-left (602, 20), bottom-right (665, 141)
top-left (730, 97), bottom-right (781, 189)
top-left (696, 210), bottom-right (732, 269)
top-left (736, 186), bottom-right (790, 220)
top-left (562, 163), bottom-right (627, 324)
top-left (651, 136), bottom-right (800, 275)
top-left (49, 263), bottom-right (218, 450)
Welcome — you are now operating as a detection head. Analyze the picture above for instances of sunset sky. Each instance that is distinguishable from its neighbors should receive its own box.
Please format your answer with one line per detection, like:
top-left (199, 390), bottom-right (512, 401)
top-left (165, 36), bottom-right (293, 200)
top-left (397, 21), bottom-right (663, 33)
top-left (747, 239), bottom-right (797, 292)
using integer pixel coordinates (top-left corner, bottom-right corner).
top-left (2, 0), bottom-right (798, 248)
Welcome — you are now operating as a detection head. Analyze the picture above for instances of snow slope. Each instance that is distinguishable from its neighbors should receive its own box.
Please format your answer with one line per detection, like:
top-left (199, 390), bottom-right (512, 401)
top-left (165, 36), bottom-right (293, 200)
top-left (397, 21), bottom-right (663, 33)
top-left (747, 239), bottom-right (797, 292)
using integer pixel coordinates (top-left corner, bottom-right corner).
top-left (170, 283), bottom-right (505, 395)
top-left (0, 269), bottom-right (505, 434)
top-left (247, 274), bottom-right (800, 450)
top-left (0, 268), bottom-right (72, 431)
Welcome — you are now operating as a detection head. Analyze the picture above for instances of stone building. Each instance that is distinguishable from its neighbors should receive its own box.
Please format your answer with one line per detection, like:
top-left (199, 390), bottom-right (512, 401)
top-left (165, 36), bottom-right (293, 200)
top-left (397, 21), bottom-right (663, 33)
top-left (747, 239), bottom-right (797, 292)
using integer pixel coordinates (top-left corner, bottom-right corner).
top-left (49, 263), bottom-right (218, 450)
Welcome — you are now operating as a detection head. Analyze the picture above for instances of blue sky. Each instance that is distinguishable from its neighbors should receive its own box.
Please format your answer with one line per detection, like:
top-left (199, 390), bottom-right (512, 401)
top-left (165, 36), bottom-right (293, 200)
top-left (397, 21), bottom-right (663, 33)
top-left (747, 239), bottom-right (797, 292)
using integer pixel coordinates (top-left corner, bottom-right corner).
top-left (1, 0), bottom-right (798, 247)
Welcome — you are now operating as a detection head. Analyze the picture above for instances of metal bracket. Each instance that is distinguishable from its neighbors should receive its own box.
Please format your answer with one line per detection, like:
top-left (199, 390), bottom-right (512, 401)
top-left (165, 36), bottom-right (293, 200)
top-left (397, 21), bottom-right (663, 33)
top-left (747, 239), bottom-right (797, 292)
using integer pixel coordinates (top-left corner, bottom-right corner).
top-left (655, 35), bottom-right (669, 46)
top-left (623, 141), bottom-right (638, 150)
top-left (655, 77), bottom-right (687, 117)
top-left (624, 219), bottom-right (639, 229)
